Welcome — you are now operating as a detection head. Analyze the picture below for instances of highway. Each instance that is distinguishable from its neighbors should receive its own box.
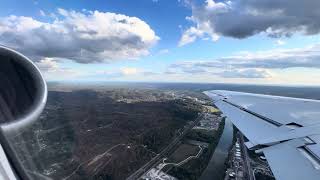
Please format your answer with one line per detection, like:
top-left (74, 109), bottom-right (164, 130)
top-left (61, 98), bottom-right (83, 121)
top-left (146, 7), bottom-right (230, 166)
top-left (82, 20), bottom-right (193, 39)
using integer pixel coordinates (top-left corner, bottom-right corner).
top-left (239, 133), bottom-right (254, 180)
top-left (126, 114), bottom-right (203, 180)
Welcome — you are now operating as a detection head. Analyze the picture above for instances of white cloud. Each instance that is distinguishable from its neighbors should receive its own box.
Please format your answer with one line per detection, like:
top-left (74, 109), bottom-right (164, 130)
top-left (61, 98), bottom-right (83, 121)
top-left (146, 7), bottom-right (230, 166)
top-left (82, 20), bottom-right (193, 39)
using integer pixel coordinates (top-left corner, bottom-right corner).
top-left (180, 0), bottom-right (320, 46)
top-left (276, 39), bottom-right (286, 46)
top-left (168, 43), bottom-right (320, 78)
top-left (0, 9), bottom-right (159, 63)
top-left (157, 49), bottom-right (169, 55)
top-left (205, 0), bottom-right (229, 12)
top-left (120, 67), bottom-right (140, 75)
top-left (96, 67), bottom-right (157, 80)
top-left (35, 58), bottom-right (59, 71)
top-left (219, 69), bottom-right (272, 78)
top-left (35, 58), bottom-right (84, 81)
top-left (179, 27), bottom-right (205, 46)
top-left (39, 10), bottom-right (46, 17)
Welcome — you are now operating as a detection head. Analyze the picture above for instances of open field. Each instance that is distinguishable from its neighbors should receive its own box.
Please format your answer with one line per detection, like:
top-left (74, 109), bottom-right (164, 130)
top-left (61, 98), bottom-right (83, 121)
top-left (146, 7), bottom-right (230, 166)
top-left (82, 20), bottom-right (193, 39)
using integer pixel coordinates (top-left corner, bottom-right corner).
top-left (10, 89), bottom-right (205, 180)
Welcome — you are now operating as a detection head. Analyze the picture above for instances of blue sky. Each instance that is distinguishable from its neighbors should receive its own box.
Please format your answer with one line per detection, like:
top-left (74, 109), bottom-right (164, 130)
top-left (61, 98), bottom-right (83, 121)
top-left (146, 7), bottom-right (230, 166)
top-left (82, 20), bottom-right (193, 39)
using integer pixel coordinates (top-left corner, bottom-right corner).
top-left (1, 0), bottom-right (320, 85)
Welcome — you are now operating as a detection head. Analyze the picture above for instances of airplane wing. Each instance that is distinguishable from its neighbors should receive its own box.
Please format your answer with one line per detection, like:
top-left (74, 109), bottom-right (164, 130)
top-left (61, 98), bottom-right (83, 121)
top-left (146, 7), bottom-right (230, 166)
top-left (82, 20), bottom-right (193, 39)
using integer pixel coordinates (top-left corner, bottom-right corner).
top-left (204, 90), bottom-right (320, 180)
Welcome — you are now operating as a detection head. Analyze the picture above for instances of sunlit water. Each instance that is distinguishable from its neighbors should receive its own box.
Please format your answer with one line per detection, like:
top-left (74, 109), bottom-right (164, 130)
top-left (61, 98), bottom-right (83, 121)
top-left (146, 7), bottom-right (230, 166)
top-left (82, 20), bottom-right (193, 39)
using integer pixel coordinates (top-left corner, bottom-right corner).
top-left (200, 118), bottom-right (234, 180)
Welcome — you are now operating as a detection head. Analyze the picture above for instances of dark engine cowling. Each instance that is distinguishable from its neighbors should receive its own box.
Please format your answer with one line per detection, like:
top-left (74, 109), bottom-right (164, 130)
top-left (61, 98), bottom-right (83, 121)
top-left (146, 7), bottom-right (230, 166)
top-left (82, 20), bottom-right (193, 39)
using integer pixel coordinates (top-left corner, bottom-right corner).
top-left (0, 45), bottom-right (47, 179)
top-left (0, 45), bottom-right (47, 133)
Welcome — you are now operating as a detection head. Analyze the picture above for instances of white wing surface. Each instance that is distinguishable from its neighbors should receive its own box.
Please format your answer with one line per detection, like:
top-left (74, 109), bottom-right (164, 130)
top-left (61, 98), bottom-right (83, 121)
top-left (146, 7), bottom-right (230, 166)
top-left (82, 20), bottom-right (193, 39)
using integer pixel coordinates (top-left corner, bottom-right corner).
top-left (205, 90), bottom-right (320, 180)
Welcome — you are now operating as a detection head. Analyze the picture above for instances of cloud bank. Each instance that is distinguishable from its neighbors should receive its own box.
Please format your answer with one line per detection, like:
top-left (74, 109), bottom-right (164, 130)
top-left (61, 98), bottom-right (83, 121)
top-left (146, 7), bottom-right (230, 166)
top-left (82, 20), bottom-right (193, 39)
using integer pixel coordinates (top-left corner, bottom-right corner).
top-left (0, 9), bottom-right (159, 63)
top-left (180, 0), bottom-right (320, 45)
top-left (35, 58), bottom-right (83, 80)
top-left (168, 44), bottom-right (320, 78)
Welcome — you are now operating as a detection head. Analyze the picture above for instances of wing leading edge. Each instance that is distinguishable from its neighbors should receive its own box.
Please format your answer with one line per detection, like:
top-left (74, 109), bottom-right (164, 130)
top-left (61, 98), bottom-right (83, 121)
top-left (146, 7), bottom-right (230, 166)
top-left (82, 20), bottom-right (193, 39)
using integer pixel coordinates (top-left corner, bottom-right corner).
top-left (204, 90), bottom-right (320, 180)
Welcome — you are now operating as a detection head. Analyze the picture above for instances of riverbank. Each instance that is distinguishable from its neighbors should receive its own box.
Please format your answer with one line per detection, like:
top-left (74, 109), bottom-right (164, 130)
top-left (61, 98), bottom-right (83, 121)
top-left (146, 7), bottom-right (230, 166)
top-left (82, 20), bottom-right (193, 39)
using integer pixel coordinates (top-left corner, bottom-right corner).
top-left (199, 118), bottom-right (234, 180)
top-left (166, 117), bottom-right (226, 180)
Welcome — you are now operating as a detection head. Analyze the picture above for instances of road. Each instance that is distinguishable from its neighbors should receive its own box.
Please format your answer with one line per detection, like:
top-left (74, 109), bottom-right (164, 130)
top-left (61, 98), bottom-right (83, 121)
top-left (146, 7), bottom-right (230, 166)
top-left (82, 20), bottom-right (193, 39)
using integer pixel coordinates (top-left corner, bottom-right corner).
top-left (126, 114), bottom-right (203, 180)
top-left (161, 145), bottom-right (203, 168)
top-left (239, 133), bottom-right (254, 180)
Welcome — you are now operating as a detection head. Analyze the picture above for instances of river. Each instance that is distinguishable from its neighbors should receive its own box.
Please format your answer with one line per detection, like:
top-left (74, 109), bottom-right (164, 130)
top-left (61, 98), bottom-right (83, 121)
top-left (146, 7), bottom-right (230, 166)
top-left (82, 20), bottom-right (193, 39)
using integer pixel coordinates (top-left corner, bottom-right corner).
top-left (200, 118), bottom-right (234, 180)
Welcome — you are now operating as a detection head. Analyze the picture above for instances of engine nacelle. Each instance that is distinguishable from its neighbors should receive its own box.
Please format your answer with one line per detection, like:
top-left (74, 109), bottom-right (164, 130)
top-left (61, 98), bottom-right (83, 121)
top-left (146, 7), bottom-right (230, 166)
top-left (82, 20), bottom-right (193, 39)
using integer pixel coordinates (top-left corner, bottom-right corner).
top-left (0, 45), bottom-right (47, 180)
top-left (0, 46), bottom-right (47, 133)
